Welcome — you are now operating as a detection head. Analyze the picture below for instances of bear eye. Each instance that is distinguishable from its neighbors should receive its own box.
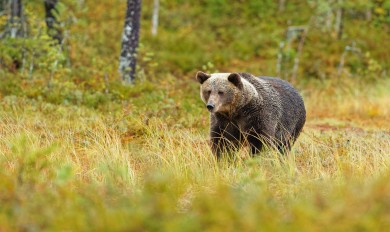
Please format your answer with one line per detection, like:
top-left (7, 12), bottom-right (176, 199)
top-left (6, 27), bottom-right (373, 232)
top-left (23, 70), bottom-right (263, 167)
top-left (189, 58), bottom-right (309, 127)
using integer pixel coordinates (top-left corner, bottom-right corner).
top-left (218, 91), bottom-right (224, 95)
top-left (207, 90), bottom-right (211, 95)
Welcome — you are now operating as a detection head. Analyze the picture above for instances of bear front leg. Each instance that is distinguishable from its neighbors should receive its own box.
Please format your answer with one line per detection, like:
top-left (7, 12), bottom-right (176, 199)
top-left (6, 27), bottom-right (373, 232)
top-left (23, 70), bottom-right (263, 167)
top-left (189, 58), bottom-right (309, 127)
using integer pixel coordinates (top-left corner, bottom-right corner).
top-left (247, 132), bottom-right (263, 156)
top-left (246, 124), bottom-right (276, 156)
top-left (210, 120), bottom-right (241, 158)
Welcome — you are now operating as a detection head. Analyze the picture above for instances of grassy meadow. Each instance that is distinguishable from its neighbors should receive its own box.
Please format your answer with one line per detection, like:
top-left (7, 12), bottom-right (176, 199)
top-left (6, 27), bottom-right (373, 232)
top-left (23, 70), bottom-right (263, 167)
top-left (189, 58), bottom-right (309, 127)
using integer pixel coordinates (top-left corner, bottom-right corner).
top-left (1, 0), bottom-right (390, 231)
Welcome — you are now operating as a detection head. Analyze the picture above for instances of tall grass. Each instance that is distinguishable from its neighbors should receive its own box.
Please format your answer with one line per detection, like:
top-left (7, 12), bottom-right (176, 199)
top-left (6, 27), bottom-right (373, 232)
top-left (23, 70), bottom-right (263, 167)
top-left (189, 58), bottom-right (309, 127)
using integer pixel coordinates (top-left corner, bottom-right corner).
top-left (0, 79), bottom-right (389, 230)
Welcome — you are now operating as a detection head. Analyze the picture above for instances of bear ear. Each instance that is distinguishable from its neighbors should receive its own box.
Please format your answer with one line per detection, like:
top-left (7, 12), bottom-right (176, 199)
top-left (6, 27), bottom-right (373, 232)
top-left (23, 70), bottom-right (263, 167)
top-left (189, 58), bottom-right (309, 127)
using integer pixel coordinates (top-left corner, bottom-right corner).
top-left (196, 71), bottom-right (211, 84)
top-left (228, 73), bottom-right (243, 89)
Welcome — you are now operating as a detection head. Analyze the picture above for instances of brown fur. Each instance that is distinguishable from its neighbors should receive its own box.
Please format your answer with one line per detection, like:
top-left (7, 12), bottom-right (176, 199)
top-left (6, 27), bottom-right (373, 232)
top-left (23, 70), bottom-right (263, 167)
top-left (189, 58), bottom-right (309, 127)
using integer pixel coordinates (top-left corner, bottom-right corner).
top-left (196, 71), bottom-right (306, 157)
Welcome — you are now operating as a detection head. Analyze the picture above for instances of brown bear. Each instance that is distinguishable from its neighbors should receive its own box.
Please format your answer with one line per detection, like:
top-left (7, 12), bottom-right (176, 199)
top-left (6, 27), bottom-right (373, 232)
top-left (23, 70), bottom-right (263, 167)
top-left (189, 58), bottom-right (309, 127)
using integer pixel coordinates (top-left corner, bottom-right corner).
top-left (196, 71), bottom-right (306, 157)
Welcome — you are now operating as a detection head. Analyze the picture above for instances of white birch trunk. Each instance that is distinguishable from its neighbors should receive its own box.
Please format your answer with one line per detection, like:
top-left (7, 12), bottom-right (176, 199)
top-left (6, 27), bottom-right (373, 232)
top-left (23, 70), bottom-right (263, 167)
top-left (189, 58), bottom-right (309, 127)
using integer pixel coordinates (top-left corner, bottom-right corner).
top-left (151, 0), bottom-right (159, 36)
top-left (9, 0), bottom-right (24, 38)
top-left (334, 5), bottom-right (343, 40)
top-left (278, 0), bottom-right (286, 12)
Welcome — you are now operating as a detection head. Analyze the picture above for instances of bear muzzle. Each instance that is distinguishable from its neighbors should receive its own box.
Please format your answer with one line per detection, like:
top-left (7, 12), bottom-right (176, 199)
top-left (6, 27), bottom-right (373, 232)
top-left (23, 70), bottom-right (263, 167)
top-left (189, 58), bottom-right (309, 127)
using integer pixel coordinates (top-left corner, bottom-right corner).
top-left (206, 103), bottom-right (215, 112)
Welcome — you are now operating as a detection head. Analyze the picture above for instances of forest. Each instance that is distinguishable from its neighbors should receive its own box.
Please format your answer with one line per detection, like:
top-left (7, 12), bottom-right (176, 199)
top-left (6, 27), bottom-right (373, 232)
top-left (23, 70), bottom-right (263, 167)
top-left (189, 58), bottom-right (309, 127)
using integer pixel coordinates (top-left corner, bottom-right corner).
top-left (0, 0), bottom-right (390, 230)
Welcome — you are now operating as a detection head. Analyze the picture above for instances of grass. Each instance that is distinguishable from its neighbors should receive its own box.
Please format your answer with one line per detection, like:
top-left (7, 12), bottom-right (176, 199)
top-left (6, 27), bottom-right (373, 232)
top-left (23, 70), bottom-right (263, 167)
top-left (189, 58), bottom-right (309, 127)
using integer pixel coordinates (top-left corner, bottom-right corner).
top-left (0, 77), bottom-right (389, 231)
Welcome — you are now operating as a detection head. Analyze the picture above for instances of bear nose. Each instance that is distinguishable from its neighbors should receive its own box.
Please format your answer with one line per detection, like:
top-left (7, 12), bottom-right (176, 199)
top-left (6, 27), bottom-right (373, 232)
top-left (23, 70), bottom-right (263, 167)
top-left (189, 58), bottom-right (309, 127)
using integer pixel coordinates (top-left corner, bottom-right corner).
top-left (206, 104), bottom-right (215, 112)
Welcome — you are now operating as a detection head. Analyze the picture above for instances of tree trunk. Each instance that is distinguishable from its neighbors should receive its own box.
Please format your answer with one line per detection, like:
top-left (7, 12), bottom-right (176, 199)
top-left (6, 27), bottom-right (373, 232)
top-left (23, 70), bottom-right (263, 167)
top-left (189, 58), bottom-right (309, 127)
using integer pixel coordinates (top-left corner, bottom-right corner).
top-left (278, 0), bottom-right (286, 12)
top-left (0, 0), bottom-right (25, 69)
top-left (119, 0), bottom-right (142, 84)
top-left (325, 8), bottom-right (333, 31)
top-left (0, 0), bottom-right (6, 12)
top-left (365, 8), bottom-right (372, 21)
top-left (44, 0), bottom-right (63, 44)
top-left (335, 7), bottom-right (344, 40)
top-left (151, 0), bottom-right (159, 36)
top-left (290, 26), bottom-right (308, 83)
top-left (9, 0), bottom-right (24, 38)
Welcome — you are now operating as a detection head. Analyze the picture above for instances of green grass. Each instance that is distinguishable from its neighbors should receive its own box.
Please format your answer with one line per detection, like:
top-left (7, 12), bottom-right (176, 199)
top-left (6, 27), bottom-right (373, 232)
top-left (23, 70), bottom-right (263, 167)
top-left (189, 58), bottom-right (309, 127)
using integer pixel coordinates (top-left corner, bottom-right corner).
top-left (0, 78), bottom-right (389, 231)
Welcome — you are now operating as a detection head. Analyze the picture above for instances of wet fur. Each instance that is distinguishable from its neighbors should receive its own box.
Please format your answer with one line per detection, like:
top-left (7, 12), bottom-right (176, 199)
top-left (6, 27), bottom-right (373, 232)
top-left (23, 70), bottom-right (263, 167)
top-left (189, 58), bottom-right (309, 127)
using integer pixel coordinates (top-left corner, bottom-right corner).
top-left (197, 72), bottom-right (306, 157)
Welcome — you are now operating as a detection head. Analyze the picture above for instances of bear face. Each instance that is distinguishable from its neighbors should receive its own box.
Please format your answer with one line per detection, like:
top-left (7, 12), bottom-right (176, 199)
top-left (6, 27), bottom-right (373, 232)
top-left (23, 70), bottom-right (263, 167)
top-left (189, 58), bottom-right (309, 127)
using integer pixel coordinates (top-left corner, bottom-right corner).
top-left (196, 72), bottom-right (243, 113)
top-left (196, 71), bottom-right (259, 114)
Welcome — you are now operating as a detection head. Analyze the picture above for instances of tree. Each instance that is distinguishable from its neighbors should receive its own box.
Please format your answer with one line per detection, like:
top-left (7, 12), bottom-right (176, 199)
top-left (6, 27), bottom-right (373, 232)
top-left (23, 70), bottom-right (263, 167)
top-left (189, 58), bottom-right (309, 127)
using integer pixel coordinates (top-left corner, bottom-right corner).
top-left (0, 0), bottom-right (6, 12)
top-left (151, 0), bottom-right (159, 36)
top-left (278, 0), bottom-right (286, 12)
top-left (7, 0), bottom-right (25, 39)
top-left (0, 0), bottom-right (25, 69)
top-left (44, 0), bottom-right (62, 44)
top-left (119, 0), bottom-right (142, 84)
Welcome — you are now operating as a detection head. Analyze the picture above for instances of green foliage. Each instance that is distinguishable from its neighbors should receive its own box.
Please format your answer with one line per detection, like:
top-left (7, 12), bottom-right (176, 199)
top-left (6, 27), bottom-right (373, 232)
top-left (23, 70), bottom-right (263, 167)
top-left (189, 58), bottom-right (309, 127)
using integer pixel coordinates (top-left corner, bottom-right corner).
top-left (1, 0), bottom-right (389, 106)
top-left (0, 8), bottom-right (64, 73)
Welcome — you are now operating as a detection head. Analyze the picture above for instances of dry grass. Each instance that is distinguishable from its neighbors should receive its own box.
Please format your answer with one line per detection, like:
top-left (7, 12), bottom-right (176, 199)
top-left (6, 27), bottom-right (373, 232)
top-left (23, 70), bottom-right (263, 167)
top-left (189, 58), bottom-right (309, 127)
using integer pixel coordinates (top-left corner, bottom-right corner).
top-left (0, 79), bottom-right (389, 231)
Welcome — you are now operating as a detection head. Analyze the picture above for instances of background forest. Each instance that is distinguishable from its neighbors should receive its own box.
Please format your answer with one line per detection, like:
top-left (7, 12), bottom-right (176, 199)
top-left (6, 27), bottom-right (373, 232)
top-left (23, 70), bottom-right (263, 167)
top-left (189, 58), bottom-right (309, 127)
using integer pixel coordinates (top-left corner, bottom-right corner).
top-left (0, 0), bottom-right (390, 231)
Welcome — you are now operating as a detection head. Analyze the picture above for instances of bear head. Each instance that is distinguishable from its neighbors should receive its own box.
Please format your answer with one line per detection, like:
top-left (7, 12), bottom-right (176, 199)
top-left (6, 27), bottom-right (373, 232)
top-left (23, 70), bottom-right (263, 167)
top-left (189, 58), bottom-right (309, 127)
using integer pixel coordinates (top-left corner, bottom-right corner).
top-left (196, 71), bottom-right (245, 113)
